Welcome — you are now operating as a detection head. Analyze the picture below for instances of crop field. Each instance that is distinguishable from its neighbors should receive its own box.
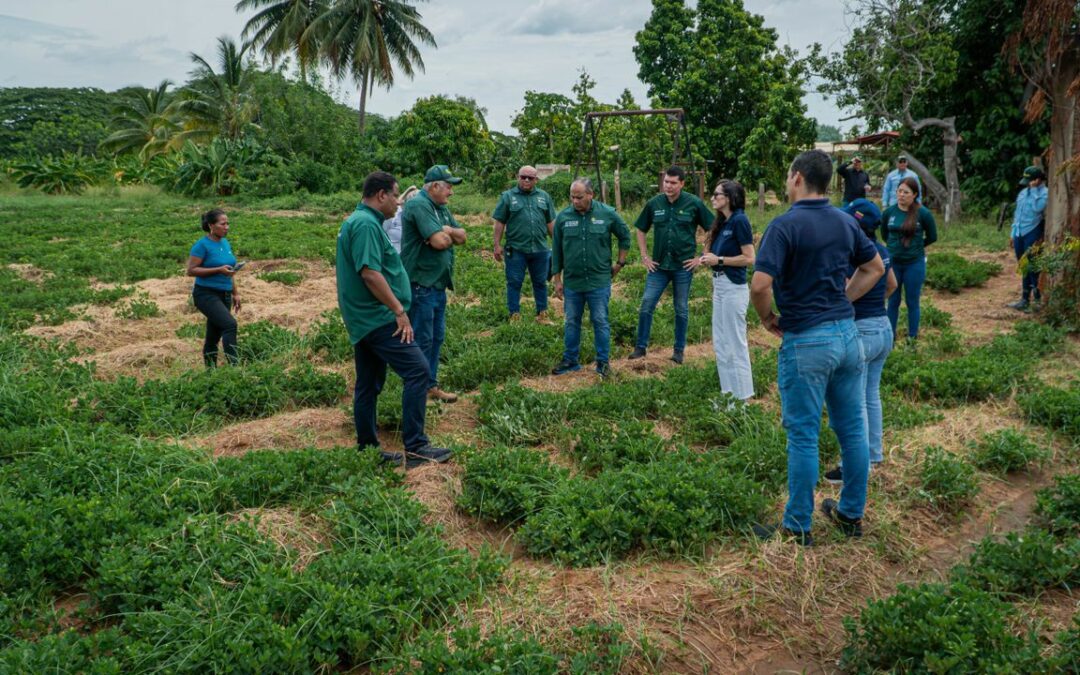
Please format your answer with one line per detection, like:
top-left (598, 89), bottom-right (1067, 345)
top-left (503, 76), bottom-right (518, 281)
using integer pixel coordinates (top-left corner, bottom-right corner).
top-left (1, 184), bottom-right (1078, 672)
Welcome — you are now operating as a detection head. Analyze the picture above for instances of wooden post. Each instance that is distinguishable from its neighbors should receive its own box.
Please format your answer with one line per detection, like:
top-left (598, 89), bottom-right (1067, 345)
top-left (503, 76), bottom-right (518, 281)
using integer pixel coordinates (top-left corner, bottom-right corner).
top-left (601, 179), bottom-right (609, 205)
top-left (613, 169), bottom-right (622, 211)
top-left (758, 182), bottom-right (766, 213)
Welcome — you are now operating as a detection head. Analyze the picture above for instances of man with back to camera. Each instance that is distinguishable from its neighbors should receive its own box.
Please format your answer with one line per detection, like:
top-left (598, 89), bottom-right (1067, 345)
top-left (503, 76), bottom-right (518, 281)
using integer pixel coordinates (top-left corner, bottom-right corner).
top-left (881, 154), bottom-right (921, 208)
top-left (837, 155), bottom-right (871, 208)
top-left (629, 165), bottom-right (714, 364)
top-left (1007, 165), bottom-right (1048, 311)
top-left (335, 171), bottom-right (450, 469)
top-left (550, 178), bottom-right (631, 379)
top-left (492, 165), bottom-right (557, 323)
top-left (749, 149), bottom-right (885, 546)
top-left (400, 164), bottom-right (468, 404)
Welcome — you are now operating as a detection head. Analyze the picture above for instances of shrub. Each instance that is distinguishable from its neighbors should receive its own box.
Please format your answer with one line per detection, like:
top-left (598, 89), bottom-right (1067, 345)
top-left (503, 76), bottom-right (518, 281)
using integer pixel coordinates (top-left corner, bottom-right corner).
top-left (307, 308), bottom-right (353, 362)
top-left (236, 320), bottom-right (303, 363)
top-left (1018, 383), bottom-right (1080, 441)
top-left (1048, 615), bottom-right (1080, 673)
top-left (257, 270), bottom-right (304, 286)
top-left (10, 153), bottom-right (101, 194)
top-left (951, 529), bottom-right (1080, 597)
top-left (1035, 474), bottom-right (1080, 536)
top-left (925, 252), bottom-right (1002, 292)
top-left (840, 583), bottom-right (1043, 673)
top-left (457, 446), bottom-right (569, 525)
top-left (563, 419), bottom-right (668, 472)
top-left (968, 429), bottom-right (1051, 474)
top-left (114, 292), bottom-right (163, 320)
top-left (914, 446), bottom-right (980, 512)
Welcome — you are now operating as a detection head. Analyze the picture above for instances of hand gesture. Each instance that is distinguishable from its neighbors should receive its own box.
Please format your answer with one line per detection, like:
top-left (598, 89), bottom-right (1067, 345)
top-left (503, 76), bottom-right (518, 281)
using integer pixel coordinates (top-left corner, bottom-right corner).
top-left (700, 252), bottom-right (720, 266)
top-left (393, 312), bottom-right (414, 343)
top-left (642, 255), bottom-right (658, 272)
top-left (219, 265), bottom-right (236, 277)
top-left (682, 256), bottom-right (702, 271)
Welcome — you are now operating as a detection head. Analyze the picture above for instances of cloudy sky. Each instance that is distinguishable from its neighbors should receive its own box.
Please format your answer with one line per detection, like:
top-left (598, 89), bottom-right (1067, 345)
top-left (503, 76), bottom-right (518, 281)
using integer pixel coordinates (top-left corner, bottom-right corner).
top-left (0, 0), bottom-right (852, 133)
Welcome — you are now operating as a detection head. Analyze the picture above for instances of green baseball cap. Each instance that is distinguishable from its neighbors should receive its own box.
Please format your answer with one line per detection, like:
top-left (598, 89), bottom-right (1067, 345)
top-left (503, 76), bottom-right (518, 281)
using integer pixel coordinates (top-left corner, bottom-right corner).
top-left (1019, 165), bottom-right (1046, 185)
top-left (424, 164), bottom-right (463, 184)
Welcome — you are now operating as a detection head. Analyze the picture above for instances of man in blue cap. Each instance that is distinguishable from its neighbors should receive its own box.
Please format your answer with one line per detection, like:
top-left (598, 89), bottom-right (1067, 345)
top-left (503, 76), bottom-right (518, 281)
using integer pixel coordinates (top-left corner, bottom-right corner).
top-left (400, 165), bottom-right (468, 403)
top-left (1008, 165), bottom-right (1048, 311)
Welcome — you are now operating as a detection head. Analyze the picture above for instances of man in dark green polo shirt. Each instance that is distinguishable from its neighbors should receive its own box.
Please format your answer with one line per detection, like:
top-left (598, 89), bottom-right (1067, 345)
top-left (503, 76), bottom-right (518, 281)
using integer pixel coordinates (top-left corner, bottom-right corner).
top-left (551, 178), bottom-right (631, 378)
top-left (336, 171), bottom-right (450, 469)
top-left (400, 164), bottom-right (468, 404)
top-left (630, 165), bottom-right (714, 364)
top-left (492, 165), bottom-right (557, 323)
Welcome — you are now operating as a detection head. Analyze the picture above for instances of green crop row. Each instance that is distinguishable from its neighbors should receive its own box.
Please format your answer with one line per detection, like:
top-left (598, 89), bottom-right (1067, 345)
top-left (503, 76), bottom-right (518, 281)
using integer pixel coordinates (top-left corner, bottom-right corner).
top-left (925, 252), bottom-right (1003, 293)
top-left (1019, 382), bottom-right (1080, 442)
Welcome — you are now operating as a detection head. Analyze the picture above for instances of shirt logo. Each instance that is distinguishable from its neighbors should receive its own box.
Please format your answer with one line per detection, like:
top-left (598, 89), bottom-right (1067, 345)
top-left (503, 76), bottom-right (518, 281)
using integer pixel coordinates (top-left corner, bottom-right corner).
top-left (592, 218), bottom-right (604, 225)
top-left (565, 220), bottom-right (579, 227)
top-left (722, 229), bottom-right (732, 237)
top-left (655, 209), bottom-right (666, 216)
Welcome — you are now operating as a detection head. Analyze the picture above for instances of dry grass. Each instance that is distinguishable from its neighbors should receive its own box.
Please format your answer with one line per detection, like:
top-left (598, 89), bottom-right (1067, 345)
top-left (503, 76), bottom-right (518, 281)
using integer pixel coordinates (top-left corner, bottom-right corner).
top-left (228, 507), bottom-right (330, 571)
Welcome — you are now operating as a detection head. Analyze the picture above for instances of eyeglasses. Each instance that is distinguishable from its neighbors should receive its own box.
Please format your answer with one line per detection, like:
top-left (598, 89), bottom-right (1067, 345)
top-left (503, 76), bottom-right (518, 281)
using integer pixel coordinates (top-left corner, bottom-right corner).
top-left (519, 175), bottom-right (538, 181)
top-left (712, 191), bottom-right (726, 197)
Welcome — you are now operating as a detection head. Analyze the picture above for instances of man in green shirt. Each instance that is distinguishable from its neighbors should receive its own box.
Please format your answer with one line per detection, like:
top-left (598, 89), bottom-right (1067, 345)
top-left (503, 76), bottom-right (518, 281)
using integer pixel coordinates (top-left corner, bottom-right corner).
top-left (630, 166), bottom-right (714, 364)
top-left (400, 164), bottom-right (468, 404)
top-left (336, 171), bottom-right (450, 469)
top-left (492, 165), bottom-right (557, 323)
top-left (551, 178), bottom-right (631, 378)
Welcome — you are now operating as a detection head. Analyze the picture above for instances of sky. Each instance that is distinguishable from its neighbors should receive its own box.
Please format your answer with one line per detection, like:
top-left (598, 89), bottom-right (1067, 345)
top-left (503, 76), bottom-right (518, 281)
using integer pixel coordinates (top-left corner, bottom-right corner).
top-left (0, 0), bottom-right (852, 134)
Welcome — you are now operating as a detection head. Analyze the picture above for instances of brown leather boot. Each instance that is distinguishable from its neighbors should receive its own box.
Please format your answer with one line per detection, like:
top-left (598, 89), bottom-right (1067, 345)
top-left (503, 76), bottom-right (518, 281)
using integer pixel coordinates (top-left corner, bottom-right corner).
top-left (428, 387), bottom-right (458, 403)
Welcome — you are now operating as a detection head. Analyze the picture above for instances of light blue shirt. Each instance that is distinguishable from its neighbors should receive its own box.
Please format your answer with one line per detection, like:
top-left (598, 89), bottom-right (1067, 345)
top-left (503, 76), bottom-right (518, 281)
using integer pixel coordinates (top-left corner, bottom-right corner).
top-left (382, 206), bottom-right (403, 253)
top-left (881, 168), bottom-right (922, 208)
top-left (1011, 185), bottom-right (1048, 238)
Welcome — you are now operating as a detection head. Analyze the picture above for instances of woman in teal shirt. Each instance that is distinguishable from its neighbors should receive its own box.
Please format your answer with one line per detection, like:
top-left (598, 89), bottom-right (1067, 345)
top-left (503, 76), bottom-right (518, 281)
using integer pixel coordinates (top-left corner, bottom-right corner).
top-left (186, 209), bottom-right (241, 366)
top-left (882, 177), bottom-right (937, 339)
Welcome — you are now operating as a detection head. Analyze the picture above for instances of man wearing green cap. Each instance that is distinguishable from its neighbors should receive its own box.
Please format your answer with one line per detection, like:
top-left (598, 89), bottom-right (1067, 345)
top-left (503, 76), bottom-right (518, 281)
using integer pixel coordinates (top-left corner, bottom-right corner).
top-left (1008, 165), bottom-right (1048, 310)
top-left (401, 165), bottom-right (468, 403)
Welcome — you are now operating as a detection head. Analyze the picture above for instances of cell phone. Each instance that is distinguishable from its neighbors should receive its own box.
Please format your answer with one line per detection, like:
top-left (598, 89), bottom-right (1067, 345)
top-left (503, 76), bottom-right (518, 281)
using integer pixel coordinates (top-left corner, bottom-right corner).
top-left (231, 261), bottom-right (247, 272)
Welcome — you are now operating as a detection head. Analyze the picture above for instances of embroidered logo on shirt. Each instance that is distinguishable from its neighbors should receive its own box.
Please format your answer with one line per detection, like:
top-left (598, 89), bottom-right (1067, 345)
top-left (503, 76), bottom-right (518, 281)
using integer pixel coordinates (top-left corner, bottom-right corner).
top-left (565, 220), bottom-right (579, 228)
top-left (592, 218), bottom-right (604, 225)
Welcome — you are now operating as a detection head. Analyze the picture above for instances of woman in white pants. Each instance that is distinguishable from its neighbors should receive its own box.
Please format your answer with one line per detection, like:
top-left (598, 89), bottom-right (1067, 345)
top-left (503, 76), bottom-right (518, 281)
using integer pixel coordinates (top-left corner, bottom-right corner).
top-left (698, 180), bottom-right (756, 400)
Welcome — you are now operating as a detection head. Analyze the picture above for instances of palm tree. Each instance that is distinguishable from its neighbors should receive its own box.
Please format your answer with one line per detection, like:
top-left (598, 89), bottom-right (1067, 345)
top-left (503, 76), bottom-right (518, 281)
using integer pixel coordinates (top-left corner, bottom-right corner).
top-left (307, 0), bottom-right (436, 134)
top-left (99, 80), bottom-right (181, 159)
top-left (235, 0), bottom-right (327, 81)
top-left (174, 36), bottom-right (259, 142)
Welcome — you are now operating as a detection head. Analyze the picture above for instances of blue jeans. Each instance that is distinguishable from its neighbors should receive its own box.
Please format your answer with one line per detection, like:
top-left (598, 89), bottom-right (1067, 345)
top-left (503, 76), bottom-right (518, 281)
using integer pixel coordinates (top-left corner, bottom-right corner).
top-left (1013, 225), bottom-right (1044, 301)
top-left (353, 320), bottom-right (431, 452)
top-left (887, 257), bottom-right (926, 339)
top-left (857, 316), bottom-right (893, 463)
top-left (636, 268), bottom-right (692, 350)
top-left (778, 319), bottom-right (869, 533)
top-left (408, 285), bottom-right (446, 389)
top-left (562, 285), bottom-right (611, 364)
top-left (505, 249), bottom-right (550, 315)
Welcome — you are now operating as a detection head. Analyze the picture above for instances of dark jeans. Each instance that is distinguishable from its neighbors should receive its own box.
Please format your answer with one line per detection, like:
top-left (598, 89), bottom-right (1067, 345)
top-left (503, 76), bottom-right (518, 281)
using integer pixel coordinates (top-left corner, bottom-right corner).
top-left (408, 284), bottom-right (447, 390)
top-left (636, 268), bottom-right (692, 351)
top-left (192, 285), bottom-right (237, 367)
top-left (887, 257), bottom-right (927, 339)
top-left (505, 248), bottom-right (550, 315)
top-left (1013, 225), bottom-right (1044, 301)
top-left (353, 320), bottom-right (431, 453)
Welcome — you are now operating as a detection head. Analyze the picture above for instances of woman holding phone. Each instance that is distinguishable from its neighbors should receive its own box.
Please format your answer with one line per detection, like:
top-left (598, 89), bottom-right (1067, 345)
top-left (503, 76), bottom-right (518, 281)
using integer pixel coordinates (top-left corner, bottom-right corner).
top-left (186, 209), bottom-right (242, 367)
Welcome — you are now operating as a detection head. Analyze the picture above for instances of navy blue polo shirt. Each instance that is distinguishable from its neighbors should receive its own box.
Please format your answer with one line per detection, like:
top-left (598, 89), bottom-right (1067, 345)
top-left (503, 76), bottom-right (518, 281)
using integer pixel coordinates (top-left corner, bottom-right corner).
top-left (708, 209), bottom-right (755, 285)
top-left (849, 241), bottom-right (891, 320)
top-left (755, 199), bottom-right (878, 333)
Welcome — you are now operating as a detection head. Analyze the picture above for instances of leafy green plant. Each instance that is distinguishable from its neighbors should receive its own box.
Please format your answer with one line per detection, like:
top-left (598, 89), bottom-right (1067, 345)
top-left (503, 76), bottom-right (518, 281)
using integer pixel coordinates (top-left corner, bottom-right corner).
top-left (1035, 474), bottom-right (1080, 536)
top-left (925, 252), bottom-right (1002, 292)
top-left (563, 419), bottom-right (668, 472)
top-left (114, 292), bottom-right (163, 320)
top-left (968, 428), bottom-right (1050, 474)
top-left (914, 446), bottom-right (980, 512)
top-left (1019, 383), bottom-right (1080, 441)
top-left (950, 529), bottom-right (1080, 597)
top-left (257, 270), bottom-right (304, 286)
top-left (236, 319), bottom-right (303, 363)
top-left (840, 583), bottom-right (1043, 673)
top-left (10, 153), bottom-right (100, 194)
top-left (457, 446), bottom-right (569, 525)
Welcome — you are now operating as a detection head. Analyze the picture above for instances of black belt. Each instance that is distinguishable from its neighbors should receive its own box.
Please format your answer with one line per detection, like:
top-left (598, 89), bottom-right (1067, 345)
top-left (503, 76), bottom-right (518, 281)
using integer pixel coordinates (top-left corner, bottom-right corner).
top-left (712, 268), bottom-right (725, 278)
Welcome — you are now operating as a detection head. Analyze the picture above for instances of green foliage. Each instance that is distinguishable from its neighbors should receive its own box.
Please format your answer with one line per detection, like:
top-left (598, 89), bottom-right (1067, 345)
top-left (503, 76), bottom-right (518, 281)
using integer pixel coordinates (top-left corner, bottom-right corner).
top-left (0, 87), bottom-right (115, 157)
top-left (256, 269), bottom-right (303, 286)
top-left (840, 583), bottom-right (1043, 673)
top-left (390, 96), bottom-right (495, 176)
top-left (924, 252), bottom-right (1002, 292)
top-left (1035, 474), bottom-right (1080, 536)
top-left (99, 80), bottom-right (180, 159)
top-left (236, 319), bottom-right (304, 362)
top-left (307, 308), bottom-right (353, 362)
top-left (171, 137), bottom-right (288, 197)
top-left (114, 292), bottom-right (163, 320)
top-left (951, 529), bottom-right (1080, 597)
top-left (562, 419), bottom-right (668, 473)
top-left (1048, 615), bottom-right (1080, 673)
top-left (915, 446), bottom-right (980, 512)
top-left (1018, 382), bottom-right (1080, 441)
top-left (457, 446), bottom-right (569, 525)
top-left (10, 153), bottom-right (102, 195)
top-left (968, 428), bottom-right (1050, 474)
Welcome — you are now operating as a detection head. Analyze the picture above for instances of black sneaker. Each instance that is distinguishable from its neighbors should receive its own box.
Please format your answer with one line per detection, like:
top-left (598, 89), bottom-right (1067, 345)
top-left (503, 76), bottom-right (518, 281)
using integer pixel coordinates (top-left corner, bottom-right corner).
top-left (1006, 298), bottom-right (1029, 311)
top-left (381, 447), bottom-right (451, 469)
top-left (751, 522), bottom-right (813, 547)
top-left (824, 466), bottom-right (843, 485)
top-left (670, 349), bottom-right (684, 365)
top-left (595, 361), bottom-right (610, 379)
top-left (821, 498), bottom-right (863, 538)
top-left (552, 359), bottom-right (581, 375)
top-left (414, 446), bottom-right (452, 462)
top-left (628, 347), bottom-right (647, 360)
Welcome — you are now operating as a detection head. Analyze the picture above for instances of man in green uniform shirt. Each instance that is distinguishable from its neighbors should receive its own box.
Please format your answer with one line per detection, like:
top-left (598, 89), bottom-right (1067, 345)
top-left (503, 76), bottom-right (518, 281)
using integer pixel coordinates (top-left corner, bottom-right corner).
top-left (630, 166), bottom-right (714, 364)
top-left (336, 171), bottom-right (450, 469)
top-left (492, 165), bottom-right (557, 323)
top-left (551, 178), bottom-right (631, 378)
top-left (400, 164), bottom-right (468, 404)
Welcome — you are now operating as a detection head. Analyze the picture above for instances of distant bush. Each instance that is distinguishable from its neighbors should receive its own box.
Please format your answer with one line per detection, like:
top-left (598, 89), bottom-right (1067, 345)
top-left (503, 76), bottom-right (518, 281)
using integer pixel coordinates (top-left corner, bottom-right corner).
top-left (10, 153), bottom-right (102, 195)
top-left (257, 270), bottom-right (303, 286)
top-left (925, 252), bottom-right (1002, 292)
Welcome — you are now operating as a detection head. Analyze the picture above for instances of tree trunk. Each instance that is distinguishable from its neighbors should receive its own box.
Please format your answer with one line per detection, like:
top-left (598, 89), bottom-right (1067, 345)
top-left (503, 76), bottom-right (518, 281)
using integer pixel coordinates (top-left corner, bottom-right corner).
top-left (903, 154), bottom-right (948, 207)
top-left (1045, 55), bottom-right (1080, 242)
top-left (358, 68), bottom-right (368, 136)
top-left (941, 121), bottom-right (962, 222)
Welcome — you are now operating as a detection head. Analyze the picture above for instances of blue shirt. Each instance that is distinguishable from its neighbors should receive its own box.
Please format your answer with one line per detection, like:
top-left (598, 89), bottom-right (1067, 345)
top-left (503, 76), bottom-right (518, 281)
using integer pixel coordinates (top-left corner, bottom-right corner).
top-left (881, 168), bottom-right (922, 208)
top-left (708, 209), bottom-right (754, 285)
top-left (849, 241), bottom-right (891, 321)
top-left (189, 236), bottom-right (236, 291)
top-left (1011, 185), bottom-right (1048, 238)
top-left (755, 199), bottom-right (878, 334)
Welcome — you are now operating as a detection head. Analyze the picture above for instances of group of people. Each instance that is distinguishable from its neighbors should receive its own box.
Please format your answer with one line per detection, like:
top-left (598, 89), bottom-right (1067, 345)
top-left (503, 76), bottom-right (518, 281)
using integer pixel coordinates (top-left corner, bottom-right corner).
top-left (183, 147), bottom-right (1050, 539)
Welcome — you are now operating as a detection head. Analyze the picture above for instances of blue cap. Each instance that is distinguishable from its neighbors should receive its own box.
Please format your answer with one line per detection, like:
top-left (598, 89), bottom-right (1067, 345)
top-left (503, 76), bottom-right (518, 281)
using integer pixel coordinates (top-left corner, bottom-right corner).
top-left (843, 198), bottom-right (882, 232)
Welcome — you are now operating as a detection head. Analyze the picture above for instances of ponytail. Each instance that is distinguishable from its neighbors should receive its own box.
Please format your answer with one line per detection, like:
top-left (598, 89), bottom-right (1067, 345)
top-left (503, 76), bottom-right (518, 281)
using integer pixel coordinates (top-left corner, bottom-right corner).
top-left (201, 209), bottom-right (226, 233)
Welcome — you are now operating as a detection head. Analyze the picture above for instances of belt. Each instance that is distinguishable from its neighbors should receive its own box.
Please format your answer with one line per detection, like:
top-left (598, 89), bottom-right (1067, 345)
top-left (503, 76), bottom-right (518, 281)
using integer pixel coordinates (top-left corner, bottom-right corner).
top-left (712, 269), bottom-right (725, 278)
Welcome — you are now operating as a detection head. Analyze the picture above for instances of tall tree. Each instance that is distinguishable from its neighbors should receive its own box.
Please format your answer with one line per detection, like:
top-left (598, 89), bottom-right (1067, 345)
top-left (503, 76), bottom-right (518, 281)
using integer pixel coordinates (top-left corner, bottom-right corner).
top-left (308, 0), bottom-right (435, 134)
top-left (175, 37), bottom-right (259, 142)
top-left (99, 80), bottom-right (180, 159)
top-left (390, 95), bottom-right (493, 174)
top-left (236, 0), bottom-right (328, 81)
top-left (811, 0), bottom-right (964, 220)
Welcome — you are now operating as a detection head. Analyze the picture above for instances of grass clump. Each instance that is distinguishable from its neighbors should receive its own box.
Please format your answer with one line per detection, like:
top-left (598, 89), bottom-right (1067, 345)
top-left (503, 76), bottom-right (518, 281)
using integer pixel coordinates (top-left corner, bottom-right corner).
top-left (914, 446), bottom-right (980, 512)
top-left (1019, 383), bottom-right (1080, 442)
top-left (457, 446), bottom-right (569, 525)
top-left (1035, 474), bottom-right (1080, 536)
top-left (968, 428), bottom-right (1050, 474)
top-left (950, 529), bottom-right (1080, 597)
top-left (114, 292), bottom-right (163, 320)
top-left (257, 269), bottom-right (304, 285)
top-left (924, 252), bottom-right (1002, 292)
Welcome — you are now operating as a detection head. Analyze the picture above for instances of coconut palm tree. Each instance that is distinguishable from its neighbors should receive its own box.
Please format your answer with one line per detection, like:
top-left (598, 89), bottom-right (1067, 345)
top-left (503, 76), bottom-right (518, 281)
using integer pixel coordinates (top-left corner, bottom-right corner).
top-left (235, 0), bottom-right (327, 81)
top-left (99, 80), bottom-right (181, 159)
top-left (174, 36), bottom-right (259, 143)
top-left (307, 0), bottom-right (436, 134)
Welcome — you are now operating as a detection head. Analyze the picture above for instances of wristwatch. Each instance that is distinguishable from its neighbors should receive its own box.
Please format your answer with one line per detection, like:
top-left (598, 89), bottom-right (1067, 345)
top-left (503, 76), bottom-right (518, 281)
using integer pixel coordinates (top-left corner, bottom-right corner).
top-left (719, 256), bottom-right (725, 266)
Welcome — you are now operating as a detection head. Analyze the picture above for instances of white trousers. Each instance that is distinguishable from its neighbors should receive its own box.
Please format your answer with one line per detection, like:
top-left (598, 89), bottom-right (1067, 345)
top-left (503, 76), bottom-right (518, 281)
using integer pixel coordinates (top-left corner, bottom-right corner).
top-left (711, 273), bottom-right (754, 400)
